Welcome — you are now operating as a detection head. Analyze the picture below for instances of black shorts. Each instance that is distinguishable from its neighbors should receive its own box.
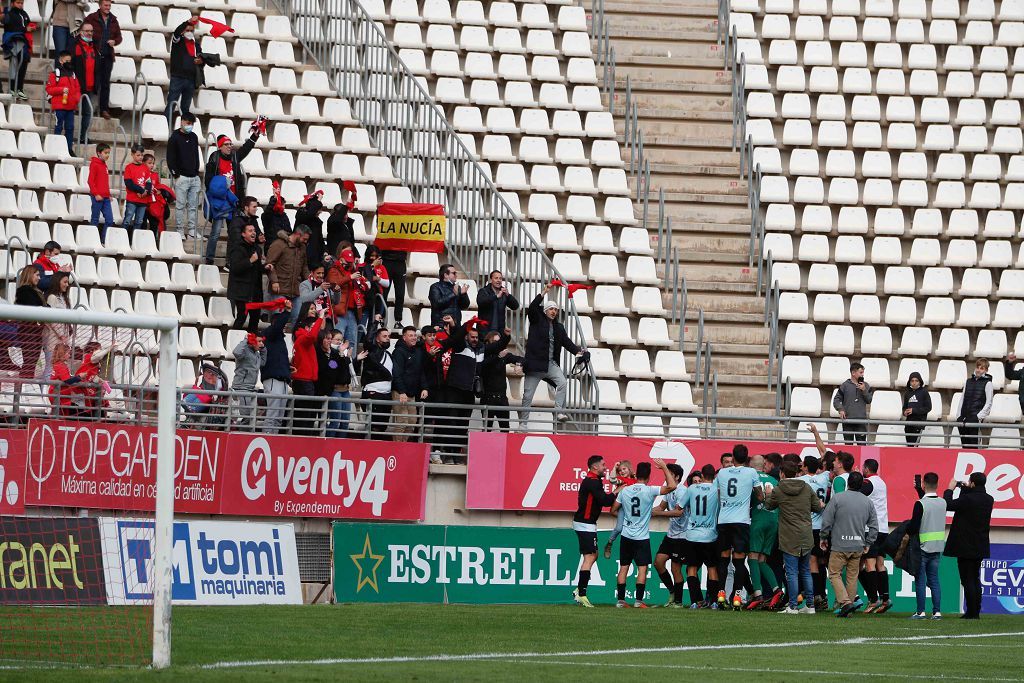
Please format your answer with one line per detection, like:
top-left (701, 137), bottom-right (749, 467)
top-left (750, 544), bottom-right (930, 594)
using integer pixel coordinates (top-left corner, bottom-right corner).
top-left (575, 530), bottom-right (598, 555)
top-left (716, 523), bottom-right (751, 554)
top-left (864, 532), bottom-right (888, 559)
top-left (656, 536), bottom-right (687, 562)
top-left (812, 529), bottom-right (827, 559)
top-left (685, 540), bottom-right (719, 568)
top-left (619, 537), bottom-right (652, 567)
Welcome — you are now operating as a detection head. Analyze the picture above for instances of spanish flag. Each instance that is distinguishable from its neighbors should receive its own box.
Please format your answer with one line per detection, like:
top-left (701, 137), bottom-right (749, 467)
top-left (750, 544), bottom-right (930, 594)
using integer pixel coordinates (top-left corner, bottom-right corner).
top-left (374, 203), bottom-right (446, 253)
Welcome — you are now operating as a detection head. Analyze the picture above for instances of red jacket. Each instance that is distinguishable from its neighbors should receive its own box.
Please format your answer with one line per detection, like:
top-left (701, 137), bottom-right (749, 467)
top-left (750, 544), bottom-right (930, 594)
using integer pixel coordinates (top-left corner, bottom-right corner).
top-left (88, 156), bottom-right (110, 199)
top-left (123, 161), bottom-right (151, 204)
top-left (291, 318), bottom-right (323, 382)
top-left (45, 69), bottom-right (82, 111)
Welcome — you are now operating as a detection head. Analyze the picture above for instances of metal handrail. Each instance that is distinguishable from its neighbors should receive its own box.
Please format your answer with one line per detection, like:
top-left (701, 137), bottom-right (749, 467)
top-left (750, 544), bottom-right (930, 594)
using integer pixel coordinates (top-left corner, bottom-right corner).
top-left (129, 71), bottom-right (150, 144)
top-left (272, 0), bottom-right (597, 412)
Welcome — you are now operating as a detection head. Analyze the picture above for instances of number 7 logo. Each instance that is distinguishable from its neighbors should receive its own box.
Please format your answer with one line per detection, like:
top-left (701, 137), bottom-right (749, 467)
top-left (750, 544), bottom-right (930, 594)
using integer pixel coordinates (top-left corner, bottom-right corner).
top-left (520, 436), bottom-right (561, 508)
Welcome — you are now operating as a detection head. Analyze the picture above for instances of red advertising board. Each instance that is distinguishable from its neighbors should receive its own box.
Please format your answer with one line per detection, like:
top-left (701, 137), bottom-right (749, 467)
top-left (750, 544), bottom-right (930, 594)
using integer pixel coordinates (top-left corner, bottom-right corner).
top-left (0, 429), bottom-right (28, 514)
top-left (466, 433), bottom-right (1024, 527)
top-left (24, 420), bottom-right (226, 513)
top-left (219, 434), bottom-right (429, 521)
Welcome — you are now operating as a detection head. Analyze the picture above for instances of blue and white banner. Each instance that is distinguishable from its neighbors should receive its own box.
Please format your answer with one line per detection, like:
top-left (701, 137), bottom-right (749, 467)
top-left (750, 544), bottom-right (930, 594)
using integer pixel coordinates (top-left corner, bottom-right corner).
top-left (99, 518), bottom-right (302, 605)
top-left (981, 544), bottom-right (1024, 615)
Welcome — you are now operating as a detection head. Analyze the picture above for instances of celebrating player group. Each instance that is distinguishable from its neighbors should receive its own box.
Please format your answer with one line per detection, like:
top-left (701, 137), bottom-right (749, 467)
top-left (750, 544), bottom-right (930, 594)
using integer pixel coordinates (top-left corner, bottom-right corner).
top-left (572, 430), bottom-right (891, 617)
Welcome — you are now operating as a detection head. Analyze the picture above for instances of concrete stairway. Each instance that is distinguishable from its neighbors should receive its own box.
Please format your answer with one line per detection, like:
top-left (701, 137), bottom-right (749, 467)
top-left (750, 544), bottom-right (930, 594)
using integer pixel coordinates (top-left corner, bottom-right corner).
top-left (599, 0), bottom-right (781, 434)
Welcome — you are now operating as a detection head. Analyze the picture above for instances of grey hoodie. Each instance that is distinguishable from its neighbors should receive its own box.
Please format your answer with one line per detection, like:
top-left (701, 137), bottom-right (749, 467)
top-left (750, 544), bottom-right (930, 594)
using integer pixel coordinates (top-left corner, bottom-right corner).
top-left (821, 490), bottom-right (878, 552)
top-left (232, 339), bottom-right (267, 392)
top-left (833, 378), bottom-right (874, 419)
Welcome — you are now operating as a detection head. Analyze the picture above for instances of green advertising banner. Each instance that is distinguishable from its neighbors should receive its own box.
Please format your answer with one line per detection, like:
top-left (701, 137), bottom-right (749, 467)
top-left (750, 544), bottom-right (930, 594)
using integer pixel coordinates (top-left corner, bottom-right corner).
top-left (333, 523), bottom-right (961, 612)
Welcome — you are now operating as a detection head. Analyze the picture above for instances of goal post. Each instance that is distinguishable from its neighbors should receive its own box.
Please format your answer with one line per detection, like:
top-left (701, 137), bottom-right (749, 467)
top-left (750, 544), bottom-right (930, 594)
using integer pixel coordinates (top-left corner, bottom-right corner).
top-left (0, 302), bottom-right (178, 670)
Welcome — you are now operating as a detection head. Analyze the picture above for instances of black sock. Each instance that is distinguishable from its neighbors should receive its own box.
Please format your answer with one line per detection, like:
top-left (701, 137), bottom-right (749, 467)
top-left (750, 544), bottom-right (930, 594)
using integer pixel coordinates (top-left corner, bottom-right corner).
top-left (577, 569), bottom-right (590, 596)
top-left (657, 570), bottom-right (674, 593)
top-left (812, 571), bottom-right (825, 600)
top-left (635, 583), bottom-right (646, 603)
top-left (716, 558), bottom-right (729, 594)
top-left (687, 576), bottom-right (703, 604)
top-left (876, 570), bottom-right (890, 601)
top-left (707, 576), bottom-right (719, 602)
top-left (860, 570), bottom-right (877, 602)
top-left (732, 558), bottom-right (750, 599)
top-left (673, 583), bottom-right (685, 604)
top-left (617, 582), bottom-right (626, 601)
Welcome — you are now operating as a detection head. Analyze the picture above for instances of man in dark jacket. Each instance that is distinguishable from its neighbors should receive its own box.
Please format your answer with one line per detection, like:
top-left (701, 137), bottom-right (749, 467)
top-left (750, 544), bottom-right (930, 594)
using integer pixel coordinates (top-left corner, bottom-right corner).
top-left (480, 328), bottom-right (522, 432)
top-left (390, 325), bottom-right (426, 442)
top-left (572, 455), bottom-right (618, 607)
top-left (83, 0), bottom-right (121, 118)
top-left (205, 132), bottom-right (259, 200)
top-left (227, 222), bottom-right (265, 331)
top-left (428, 264), bottom-right (470, 327)
top-left (227, 196), bottom-right (262, 251)
top-left (902, 371), bottom-right (932, 447)
top-left (521, 283), bottom-right (583, 427)
top-left (166, 17), bottom-right (203, 124)
top-left (296, 193), bottom-right (327, 268)
top-left (261, 302), bottom-right (292, 434)
top-left (957, 359), bottom-right (994, 447)
top-left (1004, 352), bottom-right (1024, 415)
top-left (434, 317), bottom-right (483, 459)
top-left (766, 461), bottom-right (824, 613)
top-left (167, 112), bottom-right (201, 239)
top-left (477, 270), bottom-right (520, 332)
top-left (326, 203), bottom-right (354, 258)
top-left (944, 472), bottom-right (994, 619)
top-left (358, 321), bottom-right (393, 439)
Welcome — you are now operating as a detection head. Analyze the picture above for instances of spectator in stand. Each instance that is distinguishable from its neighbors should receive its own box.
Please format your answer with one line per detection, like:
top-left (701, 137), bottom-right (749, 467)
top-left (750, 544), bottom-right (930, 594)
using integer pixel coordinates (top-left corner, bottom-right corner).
top-left (316, 328), bottom-right (350, 437)
top-left (901, 371), bottom-right (931, 447)
top-left (390, 325), bottom-right (426, 442)
top-left (121, 144), bottom-right (151, 234)
top-left (435, 316), bottom-right (485, 459)
top-left (834, 362), bottom-right (874, 445)
top-left (261, 181), bottom-right (291, 238)
top-left (480, 327), bottom-right (522, 432)
top-left (231, 330), bottom-right (265, 429)
top-left (1003, 353), bottom-right (1024, 417)
top-left (50, 0), bottom-right (86, 65)
top-left (326, 246), bottom-right (361, 350)
top-left (359, 245), bottom-right (390, 330)
top-left (296, 192), bottom-right (326, 267)
top-left (83, 0), bottom-right (121, 119)
top-left (205, 131), bottom-right (258, 200)
top-left (182, 363), bottom-right (227, 424)
top-left (204, 173), bottom-right (237, 265)
top-left (477, 270), bottom-right (519, 333)
top-left (290, 310), bottom-right (324, 436)
top-left (166, 16), bottom-right (203, 124)
top-left (325, 202), bottom-right (354, 258)
top-left (49, 340), bottom-right (113, 418)
top-left (226, 222), bottom-right (266, 331)
top-left (957, 359), bottom-right (993, 448)
top-left (381, 249), bottom-right (407, 329)
top-left (2, 0), bottom-right (32, 100)
top-left (70, 21), bottom-right (97, 143)
top-left (520, 283), bottom-right (583, 426)
top-left (358, 320), bottom-right (393, 439)
top-left (428, 264), bottom-right (470, 328)
top-left (419, 324), bottom-right (442, 463)
top-left (266, 225), bottom-right (310, 301)
top-left (944, 472), bottom-right (994, 619)
top-left (167, 113), bottom-right (201, 240)
top-left (87, 142), bottom-right (113, 242)
top-left (14, 265), bottom-right (47, 379)
top-left (289, 265), bottom-right (329, 328)
top-left (46, 50), bottom-right (81, 151)
top-left (33, 241), bottom-right (66, 291)
top-left (227, 195), bottom-right (262, 251)
top-left (260, 300), bottom-right (292, 434)
top-left (41, 271), bottom-right (71, 384)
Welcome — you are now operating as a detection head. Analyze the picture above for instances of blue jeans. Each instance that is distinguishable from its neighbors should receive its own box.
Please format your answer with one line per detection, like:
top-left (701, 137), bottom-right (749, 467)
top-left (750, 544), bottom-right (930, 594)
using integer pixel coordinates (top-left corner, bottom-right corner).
top-left (204, 218), bottom-right (226, 263)
top-left (337, 310), bottom-right (359, 347)
top-left (91, 197), bottom-right (114, 240)
top-left (52, 26), bottom-right (71, 64)
top-left (916, 550), bottom-right (942, 614)
top-left (123, 201), bottom-right (148, 233)
top-left (783, 551), bottom-right (814, 608)
top-left (54, 110), bottom-right (75, 151)
top-left (327, 389), bottom-right (351, 437)
top-left (166, 76), bottom-right (195, 125)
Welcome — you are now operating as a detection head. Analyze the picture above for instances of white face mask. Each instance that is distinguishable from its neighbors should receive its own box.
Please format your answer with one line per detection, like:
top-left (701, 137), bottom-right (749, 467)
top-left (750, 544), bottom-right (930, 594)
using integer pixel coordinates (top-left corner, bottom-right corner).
top-left (81, 35), bottom-right (92, 42)
top-left (330, 342), bottom-right (342, 351)
top-left (183, 32), bottom-right (195, 40)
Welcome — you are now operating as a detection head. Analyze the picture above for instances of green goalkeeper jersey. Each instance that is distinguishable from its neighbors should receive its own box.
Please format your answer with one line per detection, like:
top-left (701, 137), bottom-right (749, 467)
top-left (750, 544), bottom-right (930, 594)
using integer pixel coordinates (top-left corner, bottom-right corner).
top-left (750, 472), bottom-right (779, 527)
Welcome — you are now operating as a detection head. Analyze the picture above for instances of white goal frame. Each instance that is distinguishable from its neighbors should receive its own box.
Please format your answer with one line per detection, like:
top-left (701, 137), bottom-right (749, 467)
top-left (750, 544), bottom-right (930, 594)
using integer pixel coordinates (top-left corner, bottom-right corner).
top-left (0, 303), bottom-right (179, 669)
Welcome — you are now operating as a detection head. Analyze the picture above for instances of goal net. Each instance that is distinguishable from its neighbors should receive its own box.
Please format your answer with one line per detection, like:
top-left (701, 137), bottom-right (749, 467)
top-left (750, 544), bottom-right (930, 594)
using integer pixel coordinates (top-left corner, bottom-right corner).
top-left (0, 300), bottom-right (178, 669)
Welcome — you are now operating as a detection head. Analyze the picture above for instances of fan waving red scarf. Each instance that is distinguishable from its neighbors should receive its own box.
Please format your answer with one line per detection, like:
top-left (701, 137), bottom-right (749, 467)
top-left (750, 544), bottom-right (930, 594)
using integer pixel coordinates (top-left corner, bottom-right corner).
top-left (198, 16), bottom-right (234, 38)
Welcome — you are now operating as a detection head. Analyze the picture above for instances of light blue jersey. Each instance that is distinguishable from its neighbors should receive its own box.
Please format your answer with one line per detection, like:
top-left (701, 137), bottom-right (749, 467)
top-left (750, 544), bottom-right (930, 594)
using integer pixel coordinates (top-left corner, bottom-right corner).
top-left (616, 483), bottom-right (662, 540)
top-left (714, 465), bottom-right (762, 525)
top-left (799, 472), bottom-right (831, 530)
top-left (665, 487), bottom-right (688, 540)
top-left (681, 483), bottom-right (719, 543)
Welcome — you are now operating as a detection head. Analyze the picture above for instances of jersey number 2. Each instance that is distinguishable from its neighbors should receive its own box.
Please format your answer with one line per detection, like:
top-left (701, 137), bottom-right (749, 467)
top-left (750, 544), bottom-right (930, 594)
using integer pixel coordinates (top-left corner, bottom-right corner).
top-left (630, 497), bottom-right (641, 516)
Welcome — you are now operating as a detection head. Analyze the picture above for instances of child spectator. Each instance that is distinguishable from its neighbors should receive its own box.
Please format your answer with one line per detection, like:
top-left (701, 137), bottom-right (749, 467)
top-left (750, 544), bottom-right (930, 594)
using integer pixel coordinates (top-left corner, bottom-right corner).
top-left (121, 144), bottom-right (151, 233)
top-left (71, 21), bottom-right (97, 144)
top-left (182, 363), bottom-right (226, 421)
top-left (231, 331), bottom-right (266, 429)
top-left (147, 176), bottom-right (175, 233)
top-left (2, 0), bottom-right (32, 99)
top-left (316, 328), bottom-right (352, 438)
top-left (88, 143), bottom-right (113, 241)
top-left (204, 173), bottom-right (237, 265)
top-left (46, 50), bottom-right (81, 150)
top-left (49, 340), bottom-right (114, 418)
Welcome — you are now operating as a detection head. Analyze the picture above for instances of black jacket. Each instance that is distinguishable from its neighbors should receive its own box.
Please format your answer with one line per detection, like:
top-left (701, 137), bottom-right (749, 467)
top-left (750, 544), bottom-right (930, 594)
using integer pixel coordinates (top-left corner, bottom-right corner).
top-left (884, 520), bottom-right (921, 577)
top-left (1005, 360), bottom-right (1024, 410)
top-left (169, 21), bottom-right (201, 82)
top-left (480, 332), bottom-right (523, 395)
top-left (523, 294), bottom-right (580, 374)
top-left (261, 311), bottom-right (291, 382)
top-left (262, 198), bottom-right (292, 237)
top-left (901, 381), bottom-right (932, 422)
top-left (477, 284), bottom-right (520, 333)
top-left (428, 280), bottom-right (470, 327)
top-left (296, 199), bottom-right (326, 267)
top-left (573, 473), bottom-right (616, 525)
top-left (71, 38), bottom-right (98, 94)
top-left (359, 340), bottom-right (393, 391)
top-left (959, 373), bottom-right (993, 421)
top-left (315, 347), bottom-right (351, 395)
top-left (226, 239), bottom-right (263, 303)
top-left (439, 323), bottom-right (482, 393)
top-left (943, 486), bottom-right (994, 559)
top-left (227, 212), bottom-right (261, 252)
top-left (166, 127), bottom-right (200, 178)
top-left (391, 341), bottom-right (425, 397)
top-left (325, 206), bottom-right (354, 258)
top-left (204, 133), bottom-right (257, 197)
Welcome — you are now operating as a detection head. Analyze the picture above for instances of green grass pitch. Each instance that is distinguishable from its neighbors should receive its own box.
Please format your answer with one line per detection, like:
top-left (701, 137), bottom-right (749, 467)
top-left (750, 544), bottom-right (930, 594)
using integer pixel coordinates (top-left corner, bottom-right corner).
top-left (2, 605), bottom-right (1024, 682)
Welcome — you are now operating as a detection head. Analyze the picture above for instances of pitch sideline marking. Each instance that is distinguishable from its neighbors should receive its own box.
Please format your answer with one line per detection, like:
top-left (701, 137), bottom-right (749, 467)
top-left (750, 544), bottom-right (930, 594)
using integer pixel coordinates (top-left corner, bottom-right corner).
top-left (196, 630), bottom-right (1024, 670)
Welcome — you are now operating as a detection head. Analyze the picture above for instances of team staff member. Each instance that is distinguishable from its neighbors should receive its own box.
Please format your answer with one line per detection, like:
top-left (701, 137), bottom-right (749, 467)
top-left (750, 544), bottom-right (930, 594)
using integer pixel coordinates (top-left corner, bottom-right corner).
top-left (572, 456), bottom-right (618, 608)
